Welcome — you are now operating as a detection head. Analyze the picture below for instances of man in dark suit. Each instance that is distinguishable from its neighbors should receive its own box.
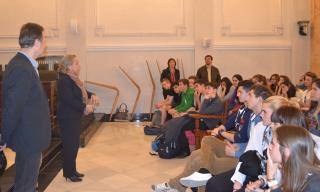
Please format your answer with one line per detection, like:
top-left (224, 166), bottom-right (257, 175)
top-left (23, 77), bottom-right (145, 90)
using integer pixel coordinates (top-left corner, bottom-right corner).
top-left (196, 55), bottom-right (221, 84)
top-left (0, 23), bottom-right (51, 192)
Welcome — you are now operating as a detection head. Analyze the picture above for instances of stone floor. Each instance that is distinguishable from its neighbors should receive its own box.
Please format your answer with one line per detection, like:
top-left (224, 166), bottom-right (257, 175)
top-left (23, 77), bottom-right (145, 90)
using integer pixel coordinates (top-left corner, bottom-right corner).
top-left (3, 122), bottom-right (187, 192)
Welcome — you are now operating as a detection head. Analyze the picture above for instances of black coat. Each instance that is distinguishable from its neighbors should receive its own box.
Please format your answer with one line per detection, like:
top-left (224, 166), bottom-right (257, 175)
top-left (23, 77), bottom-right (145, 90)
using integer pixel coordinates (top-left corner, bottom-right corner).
top-left (57, 73), bottom-right (92, 120)
top-left (196, 65), bottom-right (221, 84)
top-left (160, 68), bottom-right (180, 83)
top-left (1, 53), bottom-right (51, 153)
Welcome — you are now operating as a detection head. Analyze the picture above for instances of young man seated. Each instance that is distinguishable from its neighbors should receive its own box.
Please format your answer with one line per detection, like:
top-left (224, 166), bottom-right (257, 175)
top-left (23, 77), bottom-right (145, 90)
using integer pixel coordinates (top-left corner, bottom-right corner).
top-left (157, 81), bottom-right (182, 125)
top-left (151, 80), bottom-right (254, 192)
top-left (193, 79), bottom-right (206, 110)
top-left (188, 75), bottom-right (197, 89)
top-left (152, 82), bottom-right (224, 156)
top-left (168, 79), bottom-right (195, 118)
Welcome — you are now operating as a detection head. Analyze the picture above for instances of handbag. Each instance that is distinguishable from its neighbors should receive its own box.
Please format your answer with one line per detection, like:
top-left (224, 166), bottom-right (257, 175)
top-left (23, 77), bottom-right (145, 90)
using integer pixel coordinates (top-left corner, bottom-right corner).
top-left (0, 150), bottom-right (7, 176)
top-left (113, 103), bottom-right (131, 122)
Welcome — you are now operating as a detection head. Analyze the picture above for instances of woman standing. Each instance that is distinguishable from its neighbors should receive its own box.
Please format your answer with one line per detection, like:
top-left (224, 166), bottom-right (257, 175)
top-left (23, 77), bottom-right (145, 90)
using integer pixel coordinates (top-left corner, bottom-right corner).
top-left (160, 58), bottom-right (180, 84)
top-left (57, 55), bottom-right (98, 182)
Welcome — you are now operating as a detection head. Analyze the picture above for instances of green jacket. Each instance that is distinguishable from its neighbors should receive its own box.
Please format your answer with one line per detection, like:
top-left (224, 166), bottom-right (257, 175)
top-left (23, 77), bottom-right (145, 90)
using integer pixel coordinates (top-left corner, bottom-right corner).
top-left (175, 88), bottom-right (194, 112)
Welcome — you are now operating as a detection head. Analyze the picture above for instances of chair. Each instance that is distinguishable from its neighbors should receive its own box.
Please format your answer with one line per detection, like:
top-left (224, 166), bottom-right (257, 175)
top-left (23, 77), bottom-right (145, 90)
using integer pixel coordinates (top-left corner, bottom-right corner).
top-left (42, 81), bottom-right (57, 132)
top-left (189, 100), bottom-right (229, 149)
top-left (36, 55), bottom-right (63, 71)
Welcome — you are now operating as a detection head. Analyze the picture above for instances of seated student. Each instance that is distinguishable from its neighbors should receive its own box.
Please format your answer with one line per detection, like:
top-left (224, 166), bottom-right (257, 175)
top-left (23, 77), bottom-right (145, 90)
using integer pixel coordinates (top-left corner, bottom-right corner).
top-left (300, 72), bottom-right (318, 110)
top-left (153, 82), bottom-right (223, 147)
top-left (193, 80), bottom-right (206, 110)
top-left (306, 78), bottom-right (320, 132)
top-left (157, 78), bottom-right (174, 107)
top-left (244, 105), bottom-right (310, 191)
top-left (275, 75), bottom-right (290, 96)
top-left (265, 125), bottom-right (320, 192)
top-left (252, 74), bottom-right (268, 86)
top-left (168, 79), bottom-right (195, 118)
top-left (269, 74), bottom-right (280, 93)
top-left (217, 77), bottom-right (235, 101)
top-left (159, 81), bottom-right (182, 123)
top-left (155, 78), bottom-right (175, 125)
top-left (278, 78), bottom-right (302, 103)
top-left (151, 80), bottom-right (253, 192)
top-left (188, 75), bottom-right (197, 89)
top-left (228, 74), bottom-right (243, 114)
top-left (204, 86), bottom-right (276, 192)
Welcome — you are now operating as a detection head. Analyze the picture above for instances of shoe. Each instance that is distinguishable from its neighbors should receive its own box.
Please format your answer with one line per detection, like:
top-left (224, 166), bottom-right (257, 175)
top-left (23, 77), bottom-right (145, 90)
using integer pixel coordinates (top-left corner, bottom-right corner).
top-left (65, 175), bottom-right (82, 182)
top-left (75, 171), bottom-right (85, 177)
top-left (180, 171), bottom-right (212, 188)
top-left (149, 150), bottom-right (158, 156)
top-left (151, 182), bottom-right (179, 192)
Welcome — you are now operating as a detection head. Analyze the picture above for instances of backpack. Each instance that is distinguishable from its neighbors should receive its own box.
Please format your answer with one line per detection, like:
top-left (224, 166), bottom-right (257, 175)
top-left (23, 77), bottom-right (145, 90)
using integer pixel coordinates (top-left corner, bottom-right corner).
top-left (144, 125), bottom-right (163, 135)
top-left (151, 133), bottom-right (165, 152)
top-left (158, 131), bottom-right (190, 159)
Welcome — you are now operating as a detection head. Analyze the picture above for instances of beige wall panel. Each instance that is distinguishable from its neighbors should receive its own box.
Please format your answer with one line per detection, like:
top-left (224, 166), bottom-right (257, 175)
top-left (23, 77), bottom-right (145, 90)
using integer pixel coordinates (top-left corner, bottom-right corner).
top-left (0, 0), bottom-right (66, 65)
top-left (86, 50), bottom-right (194, 113)
top-left (86, 0), bottom-right (194, 45)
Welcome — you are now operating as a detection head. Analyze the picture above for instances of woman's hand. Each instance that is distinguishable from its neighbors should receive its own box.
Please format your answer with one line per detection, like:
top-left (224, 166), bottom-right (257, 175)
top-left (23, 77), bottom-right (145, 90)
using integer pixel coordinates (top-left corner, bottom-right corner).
top-left (84, 104), bottom-right (94, 115)
top-left (90, 95), bottom-right (99, 106)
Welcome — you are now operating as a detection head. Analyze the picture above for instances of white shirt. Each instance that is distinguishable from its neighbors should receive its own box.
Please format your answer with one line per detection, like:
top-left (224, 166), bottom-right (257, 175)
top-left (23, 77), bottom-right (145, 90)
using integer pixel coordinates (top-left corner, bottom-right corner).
top-left (231, 121), bottom-right (268, 185)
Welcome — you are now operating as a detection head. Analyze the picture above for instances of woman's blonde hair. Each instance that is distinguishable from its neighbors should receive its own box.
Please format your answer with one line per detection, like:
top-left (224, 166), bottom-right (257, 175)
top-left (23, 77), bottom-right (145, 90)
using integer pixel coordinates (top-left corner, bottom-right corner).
top-left (58, 54), bottom-right (76, 74)
top-left (263, 95), bottom-right (289, 111)
top-left (276, 125), bottom-right (320, 192)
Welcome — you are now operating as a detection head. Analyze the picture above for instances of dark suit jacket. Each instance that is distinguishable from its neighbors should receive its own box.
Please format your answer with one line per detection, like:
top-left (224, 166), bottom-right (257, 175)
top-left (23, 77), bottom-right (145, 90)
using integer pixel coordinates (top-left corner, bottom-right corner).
top-left (57, 73), bottom-right (92, 120)
top-left (1, 53), bottom-right (51, 153)
top-left (196, 65), bottom-right (221, 84)
top-left (160, 68), bottom-right (180, 83)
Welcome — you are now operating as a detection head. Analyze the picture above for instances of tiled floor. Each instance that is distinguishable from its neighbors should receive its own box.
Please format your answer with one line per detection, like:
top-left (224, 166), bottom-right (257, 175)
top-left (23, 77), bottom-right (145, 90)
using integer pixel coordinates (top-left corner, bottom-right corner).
top-left (40, 122), bottom-right (188, 192)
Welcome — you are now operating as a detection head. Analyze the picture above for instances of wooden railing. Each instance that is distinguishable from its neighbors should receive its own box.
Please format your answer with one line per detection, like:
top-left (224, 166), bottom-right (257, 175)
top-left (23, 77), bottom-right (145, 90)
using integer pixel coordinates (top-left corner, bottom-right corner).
top-left (85, 81), bottom-right (120, 122)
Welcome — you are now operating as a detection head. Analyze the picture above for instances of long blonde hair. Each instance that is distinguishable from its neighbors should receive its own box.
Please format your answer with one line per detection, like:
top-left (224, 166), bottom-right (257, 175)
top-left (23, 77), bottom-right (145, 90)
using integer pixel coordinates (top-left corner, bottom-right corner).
top-left (276, 125), bottom-right (320, 192)
top-left (58, 54), bottom-right (76, 74)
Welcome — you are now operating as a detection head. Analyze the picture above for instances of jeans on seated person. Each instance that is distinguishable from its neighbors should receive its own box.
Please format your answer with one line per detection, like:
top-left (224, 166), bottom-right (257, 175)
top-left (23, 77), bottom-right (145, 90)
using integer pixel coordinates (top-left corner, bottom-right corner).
top-left (235, 143), bottom-right (247, 159)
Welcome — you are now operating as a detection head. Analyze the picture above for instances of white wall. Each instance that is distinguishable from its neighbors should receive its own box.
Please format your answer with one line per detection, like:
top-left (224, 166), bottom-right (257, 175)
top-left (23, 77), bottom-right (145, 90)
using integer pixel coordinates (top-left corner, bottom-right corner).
top-left (0, 0), bottom-right (311, 113)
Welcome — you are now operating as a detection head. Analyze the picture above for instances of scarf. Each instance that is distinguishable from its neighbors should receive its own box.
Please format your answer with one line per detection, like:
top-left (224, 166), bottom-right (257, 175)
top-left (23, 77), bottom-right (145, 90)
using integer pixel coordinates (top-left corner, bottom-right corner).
top-left (67, 71), bottom-right (89, 104)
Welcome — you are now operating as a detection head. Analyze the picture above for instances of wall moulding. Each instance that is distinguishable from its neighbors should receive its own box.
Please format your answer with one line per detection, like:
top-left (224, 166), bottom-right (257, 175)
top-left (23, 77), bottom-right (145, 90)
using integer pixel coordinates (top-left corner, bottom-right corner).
top-left (0, 0), bottom-right (61, 39)
top-left (0, 45), bottom-right (66, 53)
top-left (93, 0), bottom-right (187, 37)
top-left (219, 0), bottom-right (284, 36)
top-left (86, 43), bottom-right (195, 51)
top-left (212, 43), bottom-right (292, 50)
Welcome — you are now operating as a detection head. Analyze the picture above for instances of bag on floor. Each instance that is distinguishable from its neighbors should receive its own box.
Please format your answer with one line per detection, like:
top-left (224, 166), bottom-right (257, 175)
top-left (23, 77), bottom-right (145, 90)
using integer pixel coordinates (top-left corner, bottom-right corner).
top-left (144, 125), bottom-right (162, 135)
top-left (158, 132), bottom-right (190, 159)
top-left (151, 133), bottom-right (165, 152)
top-left (113, 103), bottom-right (131, 122)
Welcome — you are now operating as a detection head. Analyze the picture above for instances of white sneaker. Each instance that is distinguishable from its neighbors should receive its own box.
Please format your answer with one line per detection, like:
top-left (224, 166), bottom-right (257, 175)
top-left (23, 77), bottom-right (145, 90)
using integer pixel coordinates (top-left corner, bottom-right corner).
top-left (180, 172), bottom-right (212, 188)
top-left (151, 182), bottom-right (179, 192)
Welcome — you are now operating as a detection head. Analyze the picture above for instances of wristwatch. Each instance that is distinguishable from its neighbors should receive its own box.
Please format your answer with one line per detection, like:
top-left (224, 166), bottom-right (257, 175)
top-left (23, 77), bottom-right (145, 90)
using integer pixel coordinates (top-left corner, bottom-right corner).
top-left (218, 129), bottom-right (225, 136)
